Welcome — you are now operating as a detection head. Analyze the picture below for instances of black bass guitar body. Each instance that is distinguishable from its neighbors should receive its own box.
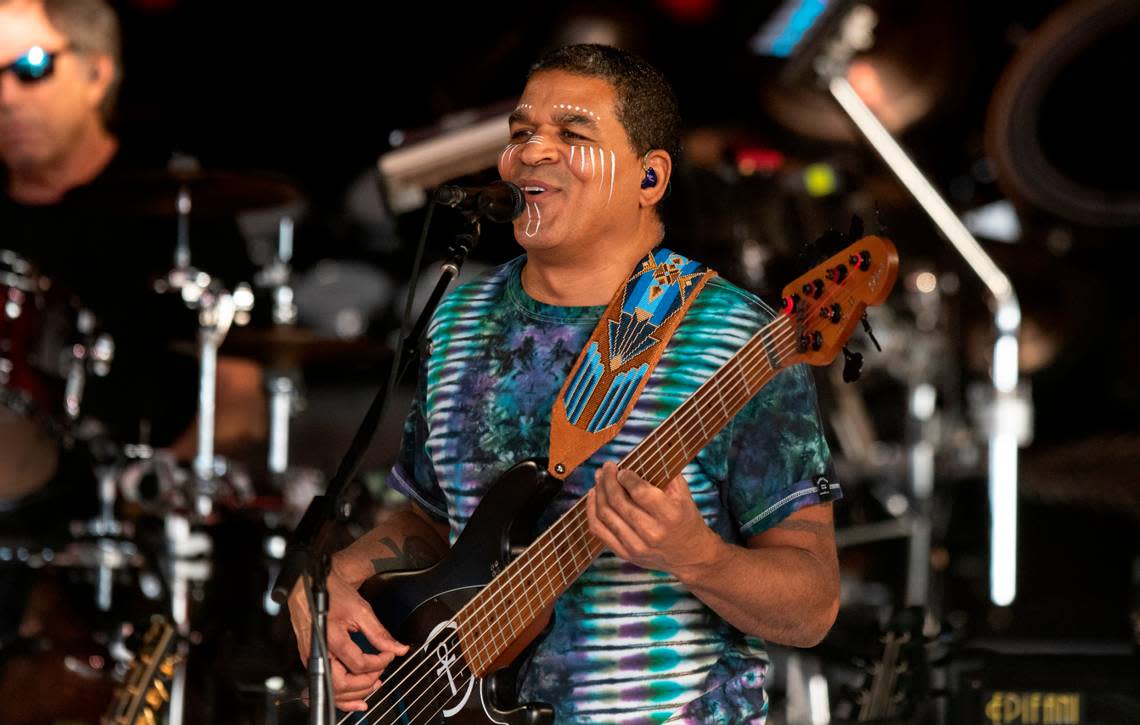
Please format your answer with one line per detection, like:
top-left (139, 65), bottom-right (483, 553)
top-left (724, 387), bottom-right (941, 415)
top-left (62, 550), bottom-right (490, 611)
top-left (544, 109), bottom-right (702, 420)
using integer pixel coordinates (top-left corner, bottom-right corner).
top-left (357, 459), bottom-right (559, 725)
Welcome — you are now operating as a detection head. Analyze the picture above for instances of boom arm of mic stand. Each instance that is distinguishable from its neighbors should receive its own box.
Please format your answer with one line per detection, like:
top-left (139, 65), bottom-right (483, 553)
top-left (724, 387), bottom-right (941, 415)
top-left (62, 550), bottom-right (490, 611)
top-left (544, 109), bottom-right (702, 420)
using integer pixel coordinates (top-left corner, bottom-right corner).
top-left (270, 218), bottom-right (481, 605)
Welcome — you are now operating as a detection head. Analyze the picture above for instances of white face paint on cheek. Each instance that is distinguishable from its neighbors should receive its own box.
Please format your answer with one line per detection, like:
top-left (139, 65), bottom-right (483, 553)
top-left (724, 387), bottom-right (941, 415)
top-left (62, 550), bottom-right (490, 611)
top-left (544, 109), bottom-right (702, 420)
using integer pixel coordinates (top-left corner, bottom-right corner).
top-left (565, 145), bottom-right (618, 206)
top-left (499, 144), bottom-right (519, 173)
top-left (524, 201), bottom-right (542, 238)
top-left (609, 150), bottom-right (616, 205)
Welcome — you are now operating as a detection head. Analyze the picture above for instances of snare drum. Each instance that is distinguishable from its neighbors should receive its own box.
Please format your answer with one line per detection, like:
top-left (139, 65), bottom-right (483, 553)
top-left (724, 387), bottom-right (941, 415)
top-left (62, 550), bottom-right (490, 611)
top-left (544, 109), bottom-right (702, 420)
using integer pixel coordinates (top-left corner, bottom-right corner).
top-left (0, 250), bottom-right (110, 504)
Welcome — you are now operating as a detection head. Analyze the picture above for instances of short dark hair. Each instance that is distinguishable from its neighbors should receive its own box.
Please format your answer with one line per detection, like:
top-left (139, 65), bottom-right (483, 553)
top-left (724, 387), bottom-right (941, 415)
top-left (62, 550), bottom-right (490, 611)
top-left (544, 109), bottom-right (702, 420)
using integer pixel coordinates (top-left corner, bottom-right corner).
top-left (528, 44), bottom-right (681, 165)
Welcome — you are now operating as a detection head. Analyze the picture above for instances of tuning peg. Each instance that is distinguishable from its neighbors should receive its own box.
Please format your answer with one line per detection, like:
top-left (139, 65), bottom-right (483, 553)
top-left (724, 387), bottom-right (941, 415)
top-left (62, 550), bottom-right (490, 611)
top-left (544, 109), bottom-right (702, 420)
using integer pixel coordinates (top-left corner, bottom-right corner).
top-left (146, 689), bottom-right (163, 710)
top-left (147, 679), bottom-right (170, 706)
top-left (842, 346), bottom-right (864, 383)
top-left (861, 313), bottom-right (882, 352)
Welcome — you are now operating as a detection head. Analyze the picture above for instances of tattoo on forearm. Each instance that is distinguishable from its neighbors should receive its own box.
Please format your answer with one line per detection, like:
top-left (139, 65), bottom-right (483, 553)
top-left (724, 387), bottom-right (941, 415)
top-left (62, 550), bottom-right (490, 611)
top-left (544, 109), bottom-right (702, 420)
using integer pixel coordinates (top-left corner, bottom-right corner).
top-left (773, 519), bottom-right (829, 536)
top-left (371, 536), bottom-right (445, 574)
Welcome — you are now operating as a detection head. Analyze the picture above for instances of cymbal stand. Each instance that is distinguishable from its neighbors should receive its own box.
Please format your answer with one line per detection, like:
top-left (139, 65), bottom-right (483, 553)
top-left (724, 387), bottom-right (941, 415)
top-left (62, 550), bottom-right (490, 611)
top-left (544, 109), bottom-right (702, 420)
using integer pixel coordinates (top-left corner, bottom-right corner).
top-left (91, 462), bottom-right (128, 612)
top-left (153, 169), bottom-right (255, 724)
top-left (63, 308), bottom-right (115, 422)
top-left (170, 153), bottom-right (199, 274)
top-left (258, 216), bottom-right (301, 477)
top-left (63, 310), bottom-right (124, 613)
top-left (193, 285), bottom-right (234, 517)
top-left (165, 266), bottom-right (234, 725)
top-left (269, 215), bottom-right (298, 327)
top-left (164, 264), bottom-right (253, 519)
top-left (176, 185), bottom-right (192, 271)
top-left (813, 3), bottom-right (1032, 607)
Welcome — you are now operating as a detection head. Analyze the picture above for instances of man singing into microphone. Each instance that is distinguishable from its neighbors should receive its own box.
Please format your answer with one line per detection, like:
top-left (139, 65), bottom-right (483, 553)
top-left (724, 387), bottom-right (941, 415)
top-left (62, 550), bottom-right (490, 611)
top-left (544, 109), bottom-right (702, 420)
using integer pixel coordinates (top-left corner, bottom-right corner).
top-left (289, 44), bottom-right (840, 723)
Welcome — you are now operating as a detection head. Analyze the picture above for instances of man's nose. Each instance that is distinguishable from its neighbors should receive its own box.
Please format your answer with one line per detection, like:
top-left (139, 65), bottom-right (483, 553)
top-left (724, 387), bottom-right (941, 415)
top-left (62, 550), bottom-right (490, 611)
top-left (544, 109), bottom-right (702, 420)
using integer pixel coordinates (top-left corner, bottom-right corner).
top-left (517, 134), bottom-right (558, 165)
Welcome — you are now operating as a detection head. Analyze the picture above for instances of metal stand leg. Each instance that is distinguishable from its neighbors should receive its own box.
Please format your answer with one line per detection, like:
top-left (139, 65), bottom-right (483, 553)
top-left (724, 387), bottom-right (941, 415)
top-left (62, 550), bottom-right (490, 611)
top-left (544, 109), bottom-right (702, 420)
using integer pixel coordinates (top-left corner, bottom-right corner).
top-left (267, 373), bottom-right (296, 476)
top-left (906, 382), bottom-right (936, 607)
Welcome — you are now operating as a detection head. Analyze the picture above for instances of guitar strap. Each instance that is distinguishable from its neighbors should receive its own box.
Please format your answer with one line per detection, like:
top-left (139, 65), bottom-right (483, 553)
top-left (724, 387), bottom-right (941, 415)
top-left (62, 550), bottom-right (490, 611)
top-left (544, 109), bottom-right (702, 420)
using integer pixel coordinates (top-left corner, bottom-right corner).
top-left (547, 247), bottom-right (715, 479)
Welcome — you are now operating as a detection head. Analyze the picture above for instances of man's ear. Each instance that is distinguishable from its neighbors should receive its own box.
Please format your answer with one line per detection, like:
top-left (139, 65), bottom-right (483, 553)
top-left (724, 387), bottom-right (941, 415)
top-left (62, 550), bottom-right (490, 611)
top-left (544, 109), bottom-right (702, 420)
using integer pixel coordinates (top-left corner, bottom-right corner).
top-left (85, 54), bottom-right (114, 110)
top-left (638, 149), bottom-right (672, 209)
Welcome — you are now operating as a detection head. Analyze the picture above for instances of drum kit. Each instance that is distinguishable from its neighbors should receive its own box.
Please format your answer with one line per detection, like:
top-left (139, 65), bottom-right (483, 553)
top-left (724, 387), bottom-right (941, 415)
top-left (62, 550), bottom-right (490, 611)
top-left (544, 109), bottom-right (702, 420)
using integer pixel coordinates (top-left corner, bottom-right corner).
top-left (0, 161), bottom-right (389, 724)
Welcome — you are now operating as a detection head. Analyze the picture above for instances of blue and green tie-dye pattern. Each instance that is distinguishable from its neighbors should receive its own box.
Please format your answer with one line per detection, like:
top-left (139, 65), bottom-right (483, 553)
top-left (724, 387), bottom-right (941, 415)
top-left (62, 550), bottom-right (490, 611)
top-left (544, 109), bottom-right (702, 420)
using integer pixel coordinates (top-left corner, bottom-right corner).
top-left (389, 254), bottom-right (837, 723)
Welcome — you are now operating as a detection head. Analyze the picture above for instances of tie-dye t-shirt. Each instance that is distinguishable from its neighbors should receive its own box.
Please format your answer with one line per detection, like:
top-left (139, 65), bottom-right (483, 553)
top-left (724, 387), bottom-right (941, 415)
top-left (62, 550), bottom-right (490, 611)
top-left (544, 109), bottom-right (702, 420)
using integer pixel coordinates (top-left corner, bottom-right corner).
top-left (390, 254), bottom-right (838, 724)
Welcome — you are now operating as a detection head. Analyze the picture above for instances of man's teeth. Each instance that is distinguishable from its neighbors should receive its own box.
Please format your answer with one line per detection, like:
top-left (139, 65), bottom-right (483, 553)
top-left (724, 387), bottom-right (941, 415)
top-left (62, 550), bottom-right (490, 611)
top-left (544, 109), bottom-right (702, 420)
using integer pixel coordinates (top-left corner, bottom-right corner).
top-left (523, 186), bottom-right (545, 193)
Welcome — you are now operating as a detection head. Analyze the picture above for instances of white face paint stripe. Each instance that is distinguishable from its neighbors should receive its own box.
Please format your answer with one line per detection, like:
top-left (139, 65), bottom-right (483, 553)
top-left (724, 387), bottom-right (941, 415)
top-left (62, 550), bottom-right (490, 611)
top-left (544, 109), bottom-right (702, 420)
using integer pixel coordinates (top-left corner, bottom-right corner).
top-left (499, 144), bottom-right (518, 169)
top-left (580, 147), bottom-right (586, 173)
top-left (599, 147), bottom-right (606, 189)
top-left (525, 202), bottom-right (541, 238)
top-left (569, 146), bottom-right (575, 165)
top-left (608, 150), bottom-right (616, 204)
top-left (589, 146), bottom-right (596, 178)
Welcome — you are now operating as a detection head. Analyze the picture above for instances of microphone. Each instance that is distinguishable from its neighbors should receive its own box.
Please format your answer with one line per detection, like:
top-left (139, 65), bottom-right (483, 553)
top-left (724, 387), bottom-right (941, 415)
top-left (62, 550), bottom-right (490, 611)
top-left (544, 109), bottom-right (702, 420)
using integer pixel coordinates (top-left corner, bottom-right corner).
top-left (432, 180), bottom-right (524, 223)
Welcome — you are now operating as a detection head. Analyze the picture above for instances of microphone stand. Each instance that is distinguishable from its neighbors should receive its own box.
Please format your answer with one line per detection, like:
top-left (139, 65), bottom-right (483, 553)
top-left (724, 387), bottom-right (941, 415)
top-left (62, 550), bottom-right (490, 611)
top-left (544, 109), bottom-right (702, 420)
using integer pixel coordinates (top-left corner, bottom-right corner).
top-left (307, 552), bottom-right (332, 725)
top-left (272, 214), bottom-right (481, 725)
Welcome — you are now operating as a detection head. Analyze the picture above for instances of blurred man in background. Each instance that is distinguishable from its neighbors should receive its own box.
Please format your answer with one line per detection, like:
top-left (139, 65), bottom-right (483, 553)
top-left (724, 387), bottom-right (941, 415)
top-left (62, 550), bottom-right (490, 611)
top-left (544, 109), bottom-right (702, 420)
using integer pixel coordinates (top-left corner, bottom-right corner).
top-left (0, 0), bottom-right (266, 674)
top-left (0, 0), bottom-right (266, 504)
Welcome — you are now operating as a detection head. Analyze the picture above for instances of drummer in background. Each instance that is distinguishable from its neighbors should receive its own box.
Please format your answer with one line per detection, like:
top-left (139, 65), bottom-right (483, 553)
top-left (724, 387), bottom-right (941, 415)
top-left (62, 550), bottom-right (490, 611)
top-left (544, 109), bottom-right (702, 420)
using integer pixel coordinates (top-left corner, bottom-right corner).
top-left (0, 0), bottom-right (269, 663)
top-left (0, 0), bottom-right (266, 487)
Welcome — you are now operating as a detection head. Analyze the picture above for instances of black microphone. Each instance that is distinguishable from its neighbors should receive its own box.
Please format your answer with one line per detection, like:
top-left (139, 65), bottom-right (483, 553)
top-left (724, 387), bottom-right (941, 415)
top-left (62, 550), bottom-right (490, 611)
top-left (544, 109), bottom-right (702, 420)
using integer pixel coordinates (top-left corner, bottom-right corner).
top-left (432, 180), bottom-right (525, 223)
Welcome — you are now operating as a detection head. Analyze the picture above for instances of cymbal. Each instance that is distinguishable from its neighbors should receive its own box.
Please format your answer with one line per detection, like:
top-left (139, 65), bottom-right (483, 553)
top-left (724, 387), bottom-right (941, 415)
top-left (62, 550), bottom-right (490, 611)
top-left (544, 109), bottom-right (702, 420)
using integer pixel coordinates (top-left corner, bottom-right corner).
top-left (758, 3), bottom-right (963, 143)
top-left (78, 167), bottom-right (302, 218)
top-left (176, 326), bottom-right (390, 368)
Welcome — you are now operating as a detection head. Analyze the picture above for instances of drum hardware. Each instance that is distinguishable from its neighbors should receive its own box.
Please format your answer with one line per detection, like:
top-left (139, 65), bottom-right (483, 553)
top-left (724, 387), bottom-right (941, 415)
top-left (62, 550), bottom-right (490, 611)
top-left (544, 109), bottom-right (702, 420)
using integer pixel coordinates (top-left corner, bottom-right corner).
top-left (148, 163), bottom-right (258, 517)
top-left (69, 460), bottom-right (138, 612)
top-left (1, 249), bottom-right (113, 504)
top-left (266, 373), bottom-right (298, 478)
top-left (63, 309), bottom-right (115, 422)
top-left (3, 164), bottom-right (309, 724)
top-left (142, 163), bottom-right (274, 725)
top-left (167, 259), bottom-right (256, 520)
top-left (793, 2), bottom-right (1031, 607)
top-left (255, 215), bottom-right (304, 479)
top-left (162, 512), bottom-right (211, 725)
top-left (254, 215), bottom-right (299, 327)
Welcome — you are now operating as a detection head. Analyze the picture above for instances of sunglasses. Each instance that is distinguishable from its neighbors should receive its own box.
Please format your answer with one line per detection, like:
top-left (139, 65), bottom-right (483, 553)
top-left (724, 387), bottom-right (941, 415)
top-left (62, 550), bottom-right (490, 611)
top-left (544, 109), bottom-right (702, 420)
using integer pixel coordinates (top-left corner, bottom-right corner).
top-left (0, 45), bottom-right (72, 84)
